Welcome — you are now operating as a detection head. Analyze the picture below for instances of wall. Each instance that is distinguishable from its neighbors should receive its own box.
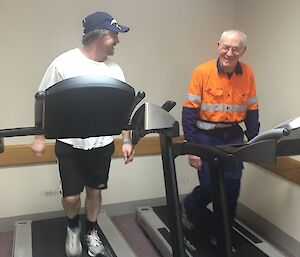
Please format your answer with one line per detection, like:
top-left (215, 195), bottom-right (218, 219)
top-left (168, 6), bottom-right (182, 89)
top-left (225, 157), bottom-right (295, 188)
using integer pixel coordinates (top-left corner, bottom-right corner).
top-left (2, 0), bottom-right (298, 250)
top-left (0, 0), bottom-right (235, 217)
top-left (234, 0), bottom-right (300, 242)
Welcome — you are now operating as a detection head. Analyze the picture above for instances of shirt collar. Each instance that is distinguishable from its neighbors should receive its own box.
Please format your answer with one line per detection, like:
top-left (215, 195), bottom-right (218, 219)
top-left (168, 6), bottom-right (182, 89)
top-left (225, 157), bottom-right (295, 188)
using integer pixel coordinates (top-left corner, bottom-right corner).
top-left (217, 58), bottom-right (243, 75)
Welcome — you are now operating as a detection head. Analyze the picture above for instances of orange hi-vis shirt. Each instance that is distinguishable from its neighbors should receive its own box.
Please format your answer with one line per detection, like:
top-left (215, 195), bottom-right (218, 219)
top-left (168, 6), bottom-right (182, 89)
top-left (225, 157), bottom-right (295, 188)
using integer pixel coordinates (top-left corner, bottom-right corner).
top-left (183, 60), bottom-right (258, 124)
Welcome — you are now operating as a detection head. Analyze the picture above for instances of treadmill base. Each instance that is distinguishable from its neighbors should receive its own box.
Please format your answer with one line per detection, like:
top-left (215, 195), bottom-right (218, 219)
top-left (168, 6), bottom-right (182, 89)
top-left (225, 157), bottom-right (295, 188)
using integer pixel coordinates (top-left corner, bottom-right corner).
top-left (13, 210), bottom-right (136, 257)
top-left (136, 206), bottom-right (286, 257)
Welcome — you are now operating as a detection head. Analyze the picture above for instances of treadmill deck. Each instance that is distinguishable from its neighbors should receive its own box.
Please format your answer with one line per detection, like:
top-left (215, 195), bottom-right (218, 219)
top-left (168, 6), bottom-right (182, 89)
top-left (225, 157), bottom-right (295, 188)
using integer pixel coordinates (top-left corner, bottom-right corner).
top-left (13, 210), bottom-right (136, 257)
top-left (136, 206), bottom-right (286, 257)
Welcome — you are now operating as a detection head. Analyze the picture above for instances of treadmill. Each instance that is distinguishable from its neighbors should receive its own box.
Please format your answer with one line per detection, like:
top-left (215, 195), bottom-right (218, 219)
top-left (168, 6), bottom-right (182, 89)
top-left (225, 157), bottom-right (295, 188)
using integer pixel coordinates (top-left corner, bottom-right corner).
top-left (136, 114), bottom-right (300, 257)
top-left (13, 210), bottom-right (136, 257)
top-left (0, 75), bottom-right (153, 257)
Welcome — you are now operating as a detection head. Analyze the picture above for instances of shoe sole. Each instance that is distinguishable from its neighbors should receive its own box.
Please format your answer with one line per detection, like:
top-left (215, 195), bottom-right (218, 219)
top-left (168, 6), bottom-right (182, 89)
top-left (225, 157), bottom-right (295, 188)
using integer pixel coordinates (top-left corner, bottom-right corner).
top-left (87, 250), bottom-right (96, 257)
top-left (88, 249), bottom-right (105, 257)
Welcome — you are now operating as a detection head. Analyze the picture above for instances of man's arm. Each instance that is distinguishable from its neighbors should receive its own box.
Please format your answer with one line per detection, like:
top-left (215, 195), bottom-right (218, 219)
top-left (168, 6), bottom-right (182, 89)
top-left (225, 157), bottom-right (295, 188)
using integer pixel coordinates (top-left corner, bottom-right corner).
top-left (121, 130), bottom-right (134, 164)
top-left (182, 107), bottom-right (202, 169)
top-left (182, 107), bottom-right (199, 143)
top-left (244, 71), bottom-right (260, 141)
top-left (244, 109), bottom-right (260, 141)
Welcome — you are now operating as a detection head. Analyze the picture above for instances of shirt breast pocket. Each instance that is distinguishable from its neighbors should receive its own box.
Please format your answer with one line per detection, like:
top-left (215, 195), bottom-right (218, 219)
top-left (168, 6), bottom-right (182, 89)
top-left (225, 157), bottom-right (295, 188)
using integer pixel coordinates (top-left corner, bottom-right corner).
top-left (204, 86), bottom-right (224, 103)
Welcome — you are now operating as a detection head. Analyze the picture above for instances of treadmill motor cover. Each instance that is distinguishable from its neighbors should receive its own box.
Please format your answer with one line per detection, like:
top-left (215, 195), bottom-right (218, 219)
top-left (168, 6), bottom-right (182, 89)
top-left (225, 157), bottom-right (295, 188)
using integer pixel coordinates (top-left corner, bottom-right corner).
top-left (43, 76), bottom-right (135, 139)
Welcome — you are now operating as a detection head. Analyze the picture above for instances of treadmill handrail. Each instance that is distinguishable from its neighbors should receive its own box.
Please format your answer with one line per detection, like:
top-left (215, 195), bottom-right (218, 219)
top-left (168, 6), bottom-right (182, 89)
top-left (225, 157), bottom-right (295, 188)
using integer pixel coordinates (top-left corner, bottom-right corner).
top-left (249, 127), bottom-right (289, 144)
top-left (0, 127), bottom-right (44, 138)
top-left (275, 116), bottom-right (300, 130)
top-left (173, 141), bottom-right (237, 169)
top-left (216, 139), bottom-right (277, 165)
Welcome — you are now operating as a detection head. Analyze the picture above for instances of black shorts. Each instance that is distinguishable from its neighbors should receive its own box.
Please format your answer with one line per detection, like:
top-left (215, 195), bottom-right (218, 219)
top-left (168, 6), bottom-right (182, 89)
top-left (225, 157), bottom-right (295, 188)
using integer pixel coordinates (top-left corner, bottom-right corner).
top-left (55, 140), bottom-right (115, 197)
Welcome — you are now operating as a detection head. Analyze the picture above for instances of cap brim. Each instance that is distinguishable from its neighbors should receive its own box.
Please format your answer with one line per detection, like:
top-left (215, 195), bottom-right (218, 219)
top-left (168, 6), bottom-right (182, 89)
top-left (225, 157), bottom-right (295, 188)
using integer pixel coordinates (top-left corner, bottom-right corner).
top-left (108, 24), bottom-right (129, 33)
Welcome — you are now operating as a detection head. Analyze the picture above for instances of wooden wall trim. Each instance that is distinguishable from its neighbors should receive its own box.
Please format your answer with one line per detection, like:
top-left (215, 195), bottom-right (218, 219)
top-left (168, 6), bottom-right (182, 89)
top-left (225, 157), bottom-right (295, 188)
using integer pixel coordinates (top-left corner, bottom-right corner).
top-left (259, 157), bottom-right (300, 185)
top-left (0, 136), bottom-right (184, 167)
top-left (0, 136), bottom-right (299, 185)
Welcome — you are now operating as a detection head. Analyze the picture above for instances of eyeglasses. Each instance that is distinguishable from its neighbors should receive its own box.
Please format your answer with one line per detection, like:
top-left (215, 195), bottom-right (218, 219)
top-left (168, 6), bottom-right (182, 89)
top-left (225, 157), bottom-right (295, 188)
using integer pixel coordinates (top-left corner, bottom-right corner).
top-left (220, 45), bottom-right (242, 55)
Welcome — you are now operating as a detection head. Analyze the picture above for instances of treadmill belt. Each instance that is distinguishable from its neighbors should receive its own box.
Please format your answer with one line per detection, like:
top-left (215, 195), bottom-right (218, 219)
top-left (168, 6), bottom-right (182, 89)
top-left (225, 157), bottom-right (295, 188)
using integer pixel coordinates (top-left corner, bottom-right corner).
top-left (32, 216), bottom-right (116, 257)
top-left (153, 205), bottom-right (268, 257)
top-left (158, 226), bottom-right (219, 256)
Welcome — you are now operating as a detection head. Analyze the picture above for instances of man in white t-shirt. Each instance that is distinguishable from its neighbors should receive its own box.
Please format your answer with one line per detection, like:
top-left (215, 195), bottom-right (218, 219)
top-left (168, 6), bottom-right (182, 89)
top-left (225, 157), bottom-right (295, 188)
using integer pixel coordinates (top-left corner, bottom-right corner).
top-left (31, 11), bottom-right (134, 257)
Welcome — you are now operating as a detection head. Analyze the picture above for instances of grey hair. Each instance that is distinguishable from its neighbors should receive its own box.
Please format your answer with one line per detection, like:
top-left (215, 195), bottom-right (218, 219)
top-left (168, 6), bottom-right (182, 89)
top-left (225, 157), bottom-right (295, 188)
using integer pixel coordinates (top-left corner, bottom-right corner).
top-left (82, 29), bottom-right (110, 46)
top-left (219, 30), bottom-right (247, 49)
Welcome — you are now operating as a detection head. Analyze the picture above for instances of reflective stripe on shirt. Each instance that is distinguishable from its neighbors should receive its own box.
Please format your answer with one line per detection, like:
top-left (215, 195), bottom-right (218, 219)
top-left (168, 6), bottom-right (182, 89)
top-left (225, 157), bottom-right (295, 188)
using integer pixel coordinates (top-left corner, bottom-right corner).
top-left (201, 103), bottom-right (247, 112)
top-left (186, 93), bottom-right (201, 103)
top-left (248, 96), bottom-right (258, 105)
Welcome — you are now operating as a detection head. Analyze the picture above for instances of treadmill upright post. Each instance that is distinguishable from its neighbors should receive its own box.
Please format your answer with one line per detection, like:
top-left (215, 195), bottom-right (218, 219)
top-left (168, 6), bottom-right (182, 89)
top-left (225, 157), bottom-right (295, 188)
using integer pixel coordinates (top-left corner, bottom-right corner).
top-left (159, 131), bottom-right (185, 257)
top-left (209, 159), bottom-right (233, 257)
top-left (0, 138), bottom-right (3, 153)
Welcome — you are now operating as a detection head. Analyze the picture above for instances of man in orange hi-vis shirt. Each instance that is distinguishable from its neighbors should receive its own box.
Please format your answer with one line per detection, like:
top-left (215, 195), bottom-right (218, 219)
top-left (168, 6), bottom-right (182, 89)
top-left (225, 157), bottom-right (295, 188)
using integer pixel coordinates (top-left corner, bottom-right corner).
top-left (182, 30), bottom-right (260, 247)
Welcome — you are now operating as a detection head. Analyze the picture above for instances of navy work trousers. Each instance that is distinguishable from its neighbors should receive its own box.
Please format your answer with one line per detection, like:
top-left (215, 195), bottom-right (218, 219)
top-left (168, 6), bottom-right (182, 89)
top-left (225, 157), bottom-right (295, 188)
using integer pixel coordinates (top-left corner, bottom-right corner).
top-left (184, 125), bottom-right (244, 233)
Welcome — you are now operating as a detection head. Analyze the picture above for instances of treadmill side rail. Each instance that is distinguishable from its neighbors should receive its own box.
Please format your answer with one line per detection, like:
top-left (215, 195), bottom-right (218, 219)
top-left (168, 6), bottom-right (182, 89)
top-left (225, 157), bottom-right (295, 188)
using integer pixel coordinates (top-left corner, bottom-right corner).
top-left (136, 207), bottom-right (173, 257)
top-left (136, 207), bottom-right (195, 257)
top-left (13, 220), bottom-right (32, 257)
top-left (233, 220), bottom-right (286, 257)
top-left (97, 210), bottom-right (136, 257)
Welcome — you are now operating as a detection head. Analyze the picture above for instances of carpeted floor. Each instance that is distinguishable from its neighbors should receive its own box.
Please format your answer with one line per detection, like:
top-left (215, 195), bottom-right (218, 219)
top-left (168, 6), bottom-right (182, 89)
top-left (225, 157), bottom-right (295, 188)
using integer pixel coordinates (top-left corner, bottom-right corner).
top-left (0, 214), bottom-right (161, 257)
top-left (0, 230), bottom-right (13, 257)
top-left (112, 214), bottom-right (161, 257)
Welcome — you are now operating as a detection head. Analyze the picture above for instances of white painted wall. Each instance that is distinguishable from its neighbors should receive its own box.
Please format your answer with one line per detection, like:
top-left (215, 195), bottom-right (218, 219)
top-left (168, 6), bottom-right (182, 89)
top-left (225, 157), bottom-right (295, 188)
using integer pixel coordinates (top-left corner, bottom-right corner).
top-left (1, 0), bottom-right (299, 245)
top-left (234, 0), bottom-right (300, 241)
top-left (0, 0), bottom-right (234, 217)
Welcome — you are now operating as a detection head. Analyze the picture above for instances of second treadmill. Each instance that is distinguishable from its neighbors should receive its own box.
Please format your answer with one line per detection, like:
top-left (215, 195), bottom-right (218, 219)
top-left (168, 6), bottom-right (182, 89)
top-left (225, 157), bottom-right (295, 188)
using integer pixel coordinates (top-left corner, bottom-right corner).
top-left (136, 116), bottom-right (300, 257)
top-left (136, 205), bottom-right (286, 257)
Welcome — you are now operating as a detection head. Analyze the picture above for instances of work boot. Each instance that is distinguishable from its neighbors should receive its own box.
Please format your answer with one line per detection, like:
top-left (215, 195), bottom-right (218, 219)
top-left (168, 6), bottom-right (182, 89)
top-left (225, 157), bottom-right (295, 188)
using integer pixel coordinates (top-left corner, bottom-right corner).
top-left (65, 226), bottom-right (82, 257)
top-left (85, 228), bottom-right (105, 256)
top-left (210, 236), bottom-right (237, 254)
top-left (181, 206), bottom-right (195, 231)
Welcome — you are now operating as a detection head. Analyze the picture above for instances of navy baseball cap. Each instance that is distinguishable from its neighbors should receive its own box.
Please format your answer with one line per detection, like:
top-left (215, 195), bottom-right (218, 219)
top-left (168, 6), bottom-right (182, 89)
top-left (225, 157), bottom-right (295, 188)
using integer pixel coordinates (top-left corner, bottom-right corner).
top-left (83, 12), bottom-right (129, 34)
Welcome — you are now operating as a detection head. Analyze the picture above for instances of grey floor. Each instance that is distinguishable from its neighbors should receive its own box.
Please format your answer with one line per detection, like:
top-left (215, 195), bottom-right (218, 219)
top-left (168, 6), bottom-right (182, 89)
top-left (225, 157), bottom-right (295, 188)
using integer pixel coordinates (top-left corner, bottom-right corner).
top-left (0, 214), bottom-right (161, 257)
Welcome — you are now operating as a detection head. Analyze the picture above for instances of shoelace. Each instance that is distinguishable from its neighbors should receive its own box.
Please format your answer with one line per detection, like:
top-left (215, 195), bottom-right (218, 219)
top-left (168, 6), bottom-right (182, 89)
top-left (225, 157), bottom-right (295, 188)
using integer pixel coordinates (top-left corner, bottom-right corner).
top-left (87, 230), bottom-right (102, 246)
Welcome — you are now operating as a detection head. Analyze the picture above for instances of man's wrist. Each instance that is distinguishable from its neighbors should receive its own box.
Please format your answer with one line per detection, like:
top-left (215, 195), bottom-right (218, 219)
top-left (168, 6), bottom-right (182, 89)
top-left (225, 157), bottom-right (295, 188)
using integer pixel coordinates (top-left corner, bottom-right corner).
top-left (122, 139), bottom-right (132, 145)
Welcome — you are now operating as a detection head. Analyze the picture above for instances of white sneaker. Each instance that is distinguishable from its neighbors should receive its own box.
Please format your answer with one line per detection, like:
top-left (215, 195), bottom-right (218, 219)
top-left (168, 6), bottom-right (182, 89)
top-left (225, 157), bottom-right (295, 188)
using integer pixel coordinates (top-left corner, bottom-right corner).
top-left (65, 226), bottom-right (82, 257)
top-left (85, 229), bottom-right (105, 256)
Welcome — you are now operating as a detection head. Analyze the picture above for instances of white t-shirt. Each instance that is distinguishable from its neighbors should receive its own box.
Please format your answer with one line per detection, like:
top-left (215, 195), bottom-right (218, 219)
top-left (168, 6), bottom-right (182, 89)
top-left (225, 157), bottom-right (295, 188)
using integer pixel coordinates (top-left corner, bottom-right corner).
top-left (39, 48), bottom-right (126, 150)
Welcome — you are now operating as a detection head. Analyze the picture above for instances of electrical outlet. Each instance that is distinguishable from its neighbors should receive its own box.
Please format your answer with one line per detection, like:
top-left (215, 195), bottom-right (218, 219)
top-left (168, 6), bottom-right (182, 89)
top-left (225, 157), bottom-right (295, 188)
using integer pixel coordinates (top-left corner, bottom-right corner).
top-left (41, 190), bottom-right (61, 197)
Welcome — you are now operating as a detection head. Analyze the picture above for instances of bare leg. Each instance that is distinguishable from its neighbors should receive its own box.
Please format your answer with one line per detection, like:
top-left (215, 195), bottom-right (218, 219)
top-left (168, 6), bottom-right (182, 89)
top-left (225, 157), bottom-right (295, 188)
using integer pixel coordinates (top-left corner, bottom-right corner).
top-left (62, 194), bottom-right (81, 219)
top-left (85, 186), bottom-right (102, 222)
